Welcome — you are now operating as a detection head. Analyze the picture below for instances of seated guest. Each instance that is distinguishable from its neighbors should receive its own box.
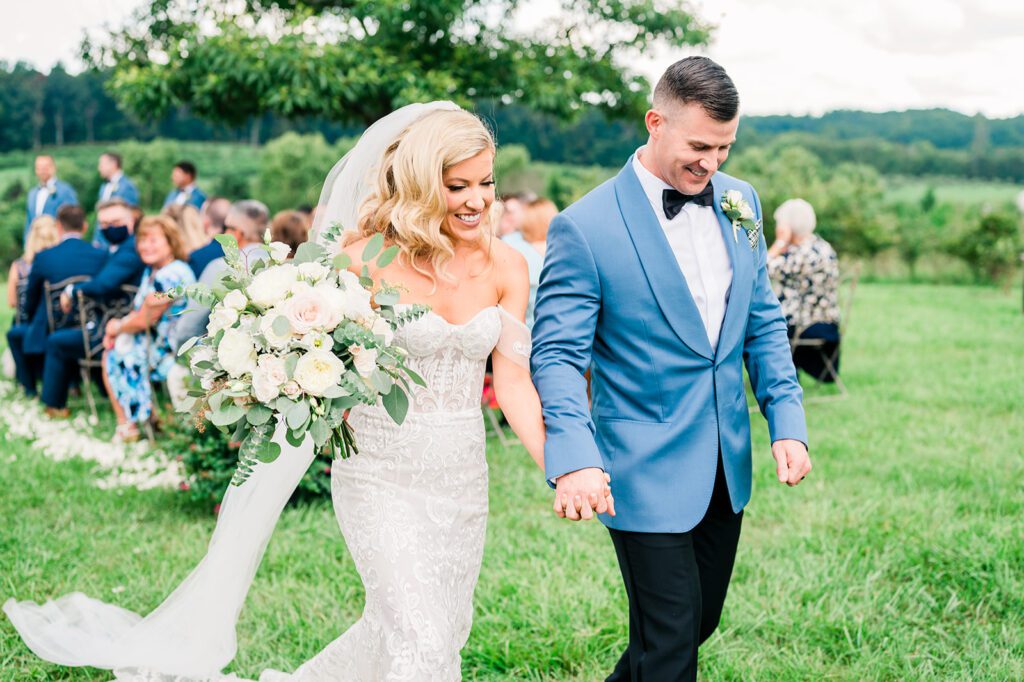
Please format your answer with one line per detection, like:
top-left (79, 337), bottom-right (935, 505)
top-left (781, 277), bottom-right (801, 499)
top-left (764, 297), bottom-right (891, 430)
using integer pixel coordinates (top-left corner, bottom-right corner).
top-left (767, 198), bottom-right (841, 382)
top-left (8, 216), bottom-right (60, 324)
top-left (7, 205), bottom-right (106, 399)
top-left (101, 216), bottom-right (195, 442)
top-left (94, 151), bottom-right (140, 249)
top-left (23, 155), bottom-right (78, 243)
top-left (163, 203), bottom-right (210, 254)
top-left (501, 197), bottom-right (555, 328)
top-left (495, 192), bottom-right (535, 238)
top-left (166, 200), bottom-right (269, 411)
top-left (187, 196), bottom-right (231, 277)
top-left (162, 160), bottom-right (206, 210)
top-left (270, 209), bottom-right (309, 258)
top-left (44, 200), bottom-right (146, 417)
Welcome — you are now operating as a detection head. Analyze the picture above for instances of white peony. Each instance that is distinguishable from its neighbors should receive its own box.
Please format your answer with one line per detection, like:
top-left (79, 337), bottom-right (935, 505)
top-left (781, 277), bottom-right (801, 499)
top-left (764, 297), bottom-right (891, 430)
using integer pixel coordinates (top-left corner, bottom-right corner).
top-left (370, 315), bottom-right (394, 345)
top-left (350, 345), bottom-right (379, 378)
top-left (293, 350), bottom-right (345, 396)
top-left (337, 270), bottom-right (374, 320)
top-left (223, 289), bottom-right (248, 311)
top-left (218, 328), bottom-right (257, 378)
top-left (739, 203), bottom-right (755, 220)
top-left (207, 304), bottom-right (239, 335)
top-left (251, 354), bottom-right (288, 403)
top-left (284, 287), bottom-right (342, 335)
top-left (247, 264), bottom-right (297, 308)
top-left (297, 261), bottom-right (330, 282)
top-left (268, 241), bottom-right (291, 263)
top-left (725, 189), bottom-right (744, 206)
top-left (259, 308), bottom-right (293, 349)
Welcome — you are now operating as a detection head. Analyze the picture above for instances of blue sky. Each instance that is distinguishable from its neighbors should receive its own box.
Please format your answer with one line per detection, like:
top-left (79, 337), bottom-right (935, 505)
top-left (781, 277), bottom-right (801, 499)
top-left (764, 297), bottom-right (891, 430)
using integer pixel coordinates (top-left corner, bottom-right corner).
top-left (3, 0), bottom-right (1022, 118)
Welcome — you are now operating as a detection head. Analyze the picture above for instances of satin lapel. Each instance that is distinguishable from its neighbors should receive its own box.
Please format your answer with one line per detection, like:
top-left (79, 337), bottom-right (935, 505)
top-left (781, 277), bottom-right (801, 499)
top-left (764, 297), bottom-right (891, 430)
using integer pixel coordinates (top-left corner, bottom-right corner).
top-left (614, 164), bottom-right (714, 360)
top-left (711, 175), bottom-right (753, 361)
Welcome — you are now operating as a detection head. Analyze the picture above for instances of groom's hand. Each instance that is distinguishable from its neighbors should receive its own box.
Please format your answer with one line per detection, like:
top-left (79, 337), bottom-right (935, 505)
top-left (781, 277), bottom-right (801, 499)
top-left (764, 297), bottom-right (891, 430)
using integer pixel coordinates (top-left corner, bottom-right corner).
top-left (553, 468), bottom-right (615, 521)
top-left (772, 439), bottom-right (811, 486)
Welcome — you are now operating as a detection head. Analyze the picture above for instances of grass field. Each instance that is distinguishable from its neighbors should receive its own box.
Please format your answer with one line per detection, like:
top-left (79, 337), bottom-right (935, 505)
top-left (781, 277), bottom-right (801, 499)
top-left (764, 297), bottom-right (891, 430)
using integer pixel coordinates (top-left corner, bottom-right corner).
top-left (1, 282), bottom-right (1022, 680)
top-left (884, 176), bottom-right (1022, 206)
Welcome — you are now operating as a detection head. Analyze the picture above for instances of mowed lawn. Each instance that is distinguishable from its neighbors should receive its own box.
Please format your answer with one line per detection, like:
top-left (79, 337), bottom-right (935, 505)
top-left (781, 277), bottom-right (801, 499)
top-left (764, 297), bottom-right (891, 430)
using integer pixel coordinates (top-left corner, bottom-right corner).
top-left (1, 282), bottom-right (1022, 681)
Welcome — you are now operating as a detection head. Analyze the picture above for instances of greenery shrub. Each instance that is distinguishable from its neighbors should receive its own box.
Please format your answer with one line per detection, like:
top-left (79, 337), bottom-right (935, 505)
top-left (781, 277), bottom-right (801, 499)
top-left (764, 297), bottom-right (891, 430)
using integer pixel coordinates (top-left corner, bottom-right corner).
top-left (948, 209), bottom-right (1023, 283)
top-left (255, 133), bottom-right (353, 214)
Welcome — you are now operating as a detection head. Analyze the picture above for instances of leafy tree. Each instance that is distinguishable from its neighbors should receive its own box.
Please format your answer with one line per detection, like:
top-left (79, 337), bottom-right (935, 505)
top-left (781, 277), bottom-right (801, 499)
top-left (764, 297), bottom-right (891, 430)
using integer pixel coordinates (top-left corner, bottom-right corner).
top-left (255, 133), bottom-right (354, 212)
top-left (83, 0), bottom-right (712, 129)
top-left (949, 209), bottom-right (1022, 283)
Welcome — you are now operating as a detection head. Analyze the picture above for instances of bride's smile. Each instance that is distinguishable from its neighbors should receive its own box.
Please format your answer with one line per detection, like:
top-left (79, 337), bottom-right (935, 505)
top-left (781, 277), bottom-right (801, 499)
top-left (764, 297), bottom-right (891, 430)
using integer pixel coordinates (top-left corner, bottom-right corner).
top-left (443, 149), bottom-right (496, 244)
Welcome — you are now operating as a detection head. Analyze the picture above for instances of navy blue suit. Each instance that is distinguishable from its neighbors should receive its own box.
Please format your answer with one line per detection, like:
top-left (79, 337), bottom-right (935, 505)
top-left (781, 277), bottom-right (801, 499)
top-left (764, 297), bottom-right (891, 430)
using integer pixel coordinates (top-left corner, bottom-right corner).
top-left (94, 174), bottom-right (141, 249)
top-left (162, 185), bottom-right (206, 211)
top-left (73, 236), bottom-right (146, 302)
top-left (24, 180), bottom-right (79, 242)
top-left (8, 236), bottom-right (107, 396)
top-left (187, 239), bottom-right (224, 278)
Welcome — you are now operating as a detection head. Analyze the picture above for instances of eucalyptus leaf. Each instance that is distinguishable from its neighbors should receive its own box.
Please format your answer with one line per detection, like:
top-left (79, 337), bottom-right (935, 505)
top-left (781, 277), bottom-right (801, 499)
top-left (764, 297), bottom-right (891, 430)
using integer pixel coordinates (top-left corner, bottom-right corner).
top-left (333, 253), bottom-right (352, 271)
top-left (285, 428), bottom-right (305, 448)
top-left (210, 402), bottom-right (245, 426)
top-left (284, 353), bottom-right (299, 378)
top-left (272, 316), bottom-right (291, 337)
top-left (374, 289), bottom-right (400, 307)
top-left (376, 244), bottom-right (400, 268)
top-left (246, 403), bottom-right (274, 426)
top-left (362, 233), bottom-right (384, 261)
top-left (310, 417), bottom-right (331, 448)
top-left (177, 335), bottom-right (200, 357)
top-left (286, 399), bottom-right (311, 430)
top-left (404, 367), bottom-right (427, 387)
top-left (294, 241), bottom-right (327, 264)
top-left (381, 384), bottom-right (409, 425)
top-left (370, 369), bottom-right (393, 394)
top-left (321, 384), bottom-right (349, 399)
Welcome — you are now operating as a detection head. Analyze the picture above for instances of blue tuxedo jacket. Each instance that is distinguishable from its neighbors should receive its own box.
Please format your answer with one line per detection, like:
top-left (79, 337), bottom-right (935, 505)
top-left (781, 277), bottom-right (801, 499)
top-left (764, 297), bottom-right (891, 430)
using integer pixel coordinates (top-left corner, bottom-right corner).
top-left (531, 161), bottom-right (807, 532)
top-left (162, 186), bottom-right (207, 211)
top-left (22, 237), bottom-right (108, 354)
top-left (72, 235), bottom-right (145, 306)
top-left (24, 180), bottom-right (79, 241)
top-left (98, 175), bottom-right (140, 207)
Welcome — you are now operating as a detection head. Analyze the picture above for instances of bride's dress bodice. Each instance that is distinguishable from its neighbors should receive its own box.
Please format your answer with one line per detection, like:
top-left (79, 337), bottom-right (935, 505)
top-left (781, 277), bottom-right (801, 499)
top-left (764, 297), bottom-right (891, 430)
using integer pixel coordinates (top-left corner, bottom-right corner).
top-left (376, 307), bottom-right (502, 415)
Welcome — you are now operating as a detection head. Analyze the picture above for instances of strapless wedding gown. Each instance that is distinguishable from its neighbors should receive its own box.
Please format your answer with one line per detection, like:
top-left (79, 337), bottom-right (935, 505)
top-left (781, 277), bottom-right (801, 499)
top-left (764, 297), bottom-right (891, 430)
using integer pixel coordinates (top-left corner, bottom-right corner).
top-left (4, 306), bottom-right (527, 682)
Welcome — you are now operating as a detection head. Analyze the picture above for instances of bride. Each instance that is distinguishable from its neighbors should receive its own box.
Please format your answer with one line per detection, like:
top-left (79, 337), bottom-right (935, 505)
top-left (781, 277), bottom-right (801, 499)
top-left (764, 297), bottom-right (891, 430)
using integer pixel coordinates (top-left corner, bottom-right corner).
top-left (3, 102), bottom-right (613, 681)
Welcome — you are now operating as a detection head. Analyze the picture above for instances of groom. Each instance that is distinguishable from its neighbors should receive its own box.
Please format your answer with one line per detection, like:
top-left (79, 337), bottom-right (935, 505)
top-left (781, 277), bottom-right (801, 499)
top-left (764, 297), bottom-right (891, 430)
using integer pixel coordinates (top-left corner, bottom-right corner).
top-left (531, 57), bottom-right (811, 680)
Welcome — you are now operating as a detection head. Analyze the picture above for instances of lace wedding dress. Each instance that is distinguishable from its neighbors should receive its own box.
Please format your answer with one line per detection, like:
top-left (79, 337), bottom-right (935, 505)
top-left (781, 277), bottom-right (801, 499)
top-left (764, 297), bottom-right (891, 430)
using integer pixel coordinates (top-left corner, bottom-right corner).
top-left (4, 305), bottom-right (529, 682)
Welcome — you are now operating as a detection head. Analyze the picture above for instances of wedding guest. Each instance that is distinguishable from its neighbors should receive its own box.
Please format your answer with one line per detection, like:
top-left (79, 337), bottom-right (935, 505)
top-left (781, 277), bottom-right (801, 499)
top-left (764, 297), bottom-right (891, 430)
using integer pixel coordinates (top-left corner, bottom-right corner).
top-left (496, 192), bottom-right (535, 238)
top-left (768, 198), bottom-right (841, 381)
top-left (187, 196), bottom-right (231, 277)
top-left (8, 216), bottom-right (60, 324)
top-left (295, 204), bottom-right (314, 227)
top-left (45, 200), bottom-right (146, 417)
top-left (163, 203), bottom-right (210, 255)
top-left (23, 155), bottom-right (79, 243)
top-left (8, 205), bottom-right (106, 401)
top-left (101, 215), bottom-right (194, 441)
top-left (94, 152), bottom-right (140, 249)
top-left (162, 160), bottom-right (207, 210)
top-left (270, 209), bottom-right (309, 257)
top-left (502, 197), bottom-right (556, 327)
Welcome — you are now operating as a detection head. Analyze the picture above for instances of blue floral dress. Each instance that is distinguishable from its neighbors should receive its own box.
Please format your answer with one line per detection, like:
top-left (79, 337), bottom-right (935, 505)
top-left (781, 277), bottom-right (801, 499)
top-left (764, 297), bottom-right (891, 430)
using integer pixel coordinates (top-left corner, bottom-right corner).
top-left (105, 260), bottom-right (195, 423)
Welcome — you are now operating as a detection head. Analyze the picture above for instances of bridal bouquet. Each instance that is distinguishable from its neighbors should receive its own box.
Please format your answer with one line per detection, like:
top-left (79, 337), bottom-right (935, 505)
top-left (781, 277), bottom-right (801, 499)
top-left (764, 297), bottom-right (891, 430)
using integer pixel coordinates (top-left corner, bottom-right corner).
top-left (174, 230), bottom-right (426, 485)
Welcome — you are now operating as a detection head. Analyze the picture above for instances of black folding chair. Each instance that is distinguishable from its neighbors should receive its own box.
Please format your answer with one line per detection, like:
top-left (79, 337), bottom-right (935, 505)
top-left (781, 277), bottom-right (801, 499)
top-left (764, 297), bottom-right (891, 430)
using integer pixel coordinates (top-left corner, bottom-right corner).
top-left (76, 285), bottom-right (138, 422)
top-left (44, 275), bottom-right (91, 334)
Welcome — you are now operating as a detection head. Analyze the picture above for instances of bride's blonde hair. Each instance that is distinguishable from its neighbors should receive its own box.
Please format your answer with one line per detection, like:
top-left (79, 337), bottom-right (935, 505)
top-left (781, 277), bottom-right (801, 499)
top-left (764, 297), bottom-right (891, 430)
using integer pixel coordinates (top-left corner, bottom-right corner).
top-left (351, 109), bottom-right (496, 283)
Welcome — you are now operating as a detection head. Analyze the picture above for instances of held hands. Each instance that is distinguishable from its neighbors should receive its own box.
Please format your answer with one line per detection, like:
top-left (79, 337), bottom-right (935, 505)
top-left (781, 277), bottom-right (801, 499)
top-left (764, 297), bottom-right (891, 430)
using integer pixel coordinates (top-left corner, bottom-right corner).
top-left (103, 318), bottom-right (122, 350)
top-left (59, 291), bottom-right (73, 314)
top-left (553, 467), bottom-right (616, 521)
top-left (772, 439), bottom-right (812, 486)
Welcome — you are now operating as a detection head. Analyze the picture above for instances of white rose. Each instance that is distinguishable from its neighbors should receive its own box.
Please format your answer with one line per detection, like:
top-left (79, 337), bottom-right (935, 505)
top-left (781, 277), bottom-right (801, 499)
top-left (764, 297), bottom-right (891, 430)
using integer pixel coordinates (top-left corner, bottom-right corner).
top-left (188, 345), bottom-right (217, 375)
top-left (268, 241), bottom-right (292, 263)
top-left (297, 261), bottom-right (329, 282)
top-left (247, 264), bottom-right (298, 308)
top-left (350, 345), bottom-right (379, 378)
top-left (284, 287), bottom-right (338, 335)
top-left (281, 380), bottom-right (301, 397)
top-left (207, 304), bottom-right (239, 335)
top-left (259, 308), bottom-right (293, 349)
top-left (293, 350), bottom-right (345, 396)
top-left (218, 328), bottom-right (257, 378)
top-left (725, 189), bottom-right (744, 206)
top-left (251, 354), bottom-right (288, 403)
top-left (370, 316), bottom-right (394, 345)
top-left (337, 270), bottom-right (374, 320)
top-left (299, 331), bottom-right (334, 351)
top-left (313, 283), bottom-right (346, 329)
top-left (223, 289), bottom-right (248, 311)
top-left (739, 203), bottom-right (755, 220)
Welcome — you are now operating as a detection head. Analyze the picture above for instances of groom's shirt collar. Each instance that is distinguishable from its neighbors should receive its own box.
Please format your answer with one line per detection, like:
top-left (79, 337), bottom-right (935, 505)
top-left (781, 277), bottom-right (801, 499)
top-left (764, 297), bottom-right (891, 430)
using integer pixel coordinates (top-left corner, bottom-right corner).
top-left (631, 148), bottom-right (676, 217)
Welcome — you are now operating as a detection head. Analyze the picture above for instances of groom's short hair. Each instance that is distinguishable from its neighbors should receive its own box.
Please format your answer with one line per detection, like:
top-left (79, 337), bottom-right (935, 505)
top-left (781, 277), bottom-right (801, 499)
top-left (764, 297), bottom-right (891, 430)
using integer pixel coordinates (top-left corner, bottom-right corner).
top-left (653, 57), bottom-right (739, 122)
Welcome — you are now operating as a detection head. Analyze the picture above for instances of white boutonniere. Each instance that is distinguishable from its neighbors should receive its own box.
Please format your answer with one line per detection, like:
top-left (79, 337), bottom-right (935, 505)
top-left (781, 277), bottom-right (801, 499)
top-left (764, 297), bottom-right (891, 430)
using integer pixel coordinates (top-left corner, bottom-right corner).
top-left (720, 190), bottom-right (761, 251)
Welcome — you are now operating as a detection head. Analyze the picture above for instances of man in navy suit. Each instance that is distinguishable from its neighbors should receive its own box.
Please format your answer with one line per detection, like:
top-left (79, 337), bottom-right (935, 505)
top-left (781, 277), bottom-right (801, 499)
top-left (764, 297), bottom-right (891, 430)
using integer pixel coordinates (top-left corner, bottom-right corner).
top-left (94, 152), bottom-right (141, 249)
top-left (42, 199), bottom-right (147, 417)
top-left (162, 160), bottom-right (207, 211)
top-left (7, 205), bottom-right (106, 399)
top-left (187, 196), bottom-right (231, 277)
top-left (23, 155), bottom-right (79, 243)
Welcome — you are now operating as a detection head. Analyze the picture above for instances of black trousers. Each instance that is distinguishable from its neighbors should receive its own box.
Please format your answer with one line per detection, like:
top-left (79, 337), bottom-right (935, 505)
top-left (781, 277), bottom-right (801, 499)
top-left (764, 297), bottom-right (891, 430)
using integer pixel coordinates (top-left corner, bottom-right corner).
top-left (41, 328), bottom-right (88, 409)
top-left (7, 324), bottom-right (44, 397)
top-left (606, 457), bottom-right (743, 682)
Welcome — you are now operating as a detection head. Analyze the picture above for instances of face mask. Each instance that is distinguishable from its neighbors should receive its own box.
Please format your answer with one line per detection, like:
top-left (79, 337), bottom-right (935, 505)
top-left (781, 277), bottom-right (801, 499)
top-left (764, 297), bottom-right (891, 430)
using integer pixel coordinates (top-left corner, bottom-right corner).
top-left (101, 225), bottom-right (130, 245)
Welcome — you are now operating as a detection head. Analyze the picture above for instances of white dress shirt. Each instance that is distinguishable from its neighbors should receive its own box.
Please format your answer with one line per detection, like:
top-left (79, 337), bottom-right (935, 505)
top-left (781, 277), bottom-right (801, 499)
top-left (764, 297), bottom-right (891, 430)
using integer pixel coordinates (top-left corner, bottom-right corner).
top-left (632, 149), bottom-right (732, 351)
top-left (174, 183), bottom-right (196, 205)
top-left (102, 171), bottom-right (123, 200)
top-left (34, 178), bottom-right (56, 218)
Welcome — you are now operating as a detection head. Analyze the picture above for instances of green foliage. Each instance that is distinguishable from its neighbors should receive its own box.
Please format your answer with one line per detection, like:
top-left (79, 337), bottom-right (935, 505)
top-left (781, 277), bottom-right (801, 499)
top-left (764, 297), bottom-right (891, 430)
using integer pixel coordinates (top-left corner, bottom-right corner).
top-left (255, 133), bottom-right (352, 213)
top-left (947, 209), bottom-right (1023, 283)
top-left (86, 0), bottom-right (711, 129)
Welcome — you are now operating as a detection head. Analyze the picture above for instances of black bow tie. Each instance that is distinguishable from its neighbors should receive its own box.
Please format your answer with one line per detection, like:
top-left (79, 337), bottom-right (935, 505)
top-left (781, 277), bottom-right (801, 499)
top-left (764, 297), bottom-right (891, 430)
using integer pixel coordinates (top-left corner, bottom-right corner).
top-left (662, 184), bottom-right (714, 220)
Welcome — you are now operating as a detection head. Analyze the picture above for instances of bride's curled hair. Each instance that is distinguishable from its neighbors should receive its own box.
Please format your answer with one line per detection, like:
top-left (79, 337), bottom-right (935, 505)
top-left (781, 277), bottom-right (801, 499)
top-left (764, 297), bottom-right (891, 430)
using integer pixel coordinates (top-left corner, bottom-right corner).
top-left (352, 109), bottom-right (496, 282)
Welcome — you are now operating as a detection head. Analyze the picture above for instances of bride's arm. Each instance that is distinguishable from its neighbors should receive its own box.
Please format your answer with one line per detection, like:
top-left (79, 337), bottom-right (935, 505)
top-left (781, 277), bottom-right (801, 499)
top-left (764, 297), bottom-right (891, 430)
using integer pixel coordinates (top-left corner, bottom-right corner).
top-left (491, 246), bottom-right (545, 470)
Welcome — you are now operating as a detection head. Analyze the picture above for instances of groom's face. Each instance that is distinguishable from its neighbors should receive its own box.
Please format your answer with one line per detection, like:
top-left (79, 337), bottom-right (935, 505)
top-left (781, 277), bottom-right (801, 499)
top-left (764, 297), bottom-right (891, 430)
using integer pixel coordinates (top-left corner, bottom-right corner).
top-left (645, 102), bottom-right (739, 195)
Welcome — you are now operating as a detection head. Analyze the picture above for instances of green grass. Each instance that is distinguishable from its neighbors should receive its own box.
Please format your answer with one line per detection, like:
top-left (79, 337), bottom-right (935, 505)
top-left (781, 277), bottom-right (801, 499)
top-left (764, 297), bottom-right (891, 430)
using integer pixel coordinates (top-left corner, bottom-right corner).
top-left (1, 283), bottom-right (1022, 680)
top-left (885, 176), bottom-right (1022, 206)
